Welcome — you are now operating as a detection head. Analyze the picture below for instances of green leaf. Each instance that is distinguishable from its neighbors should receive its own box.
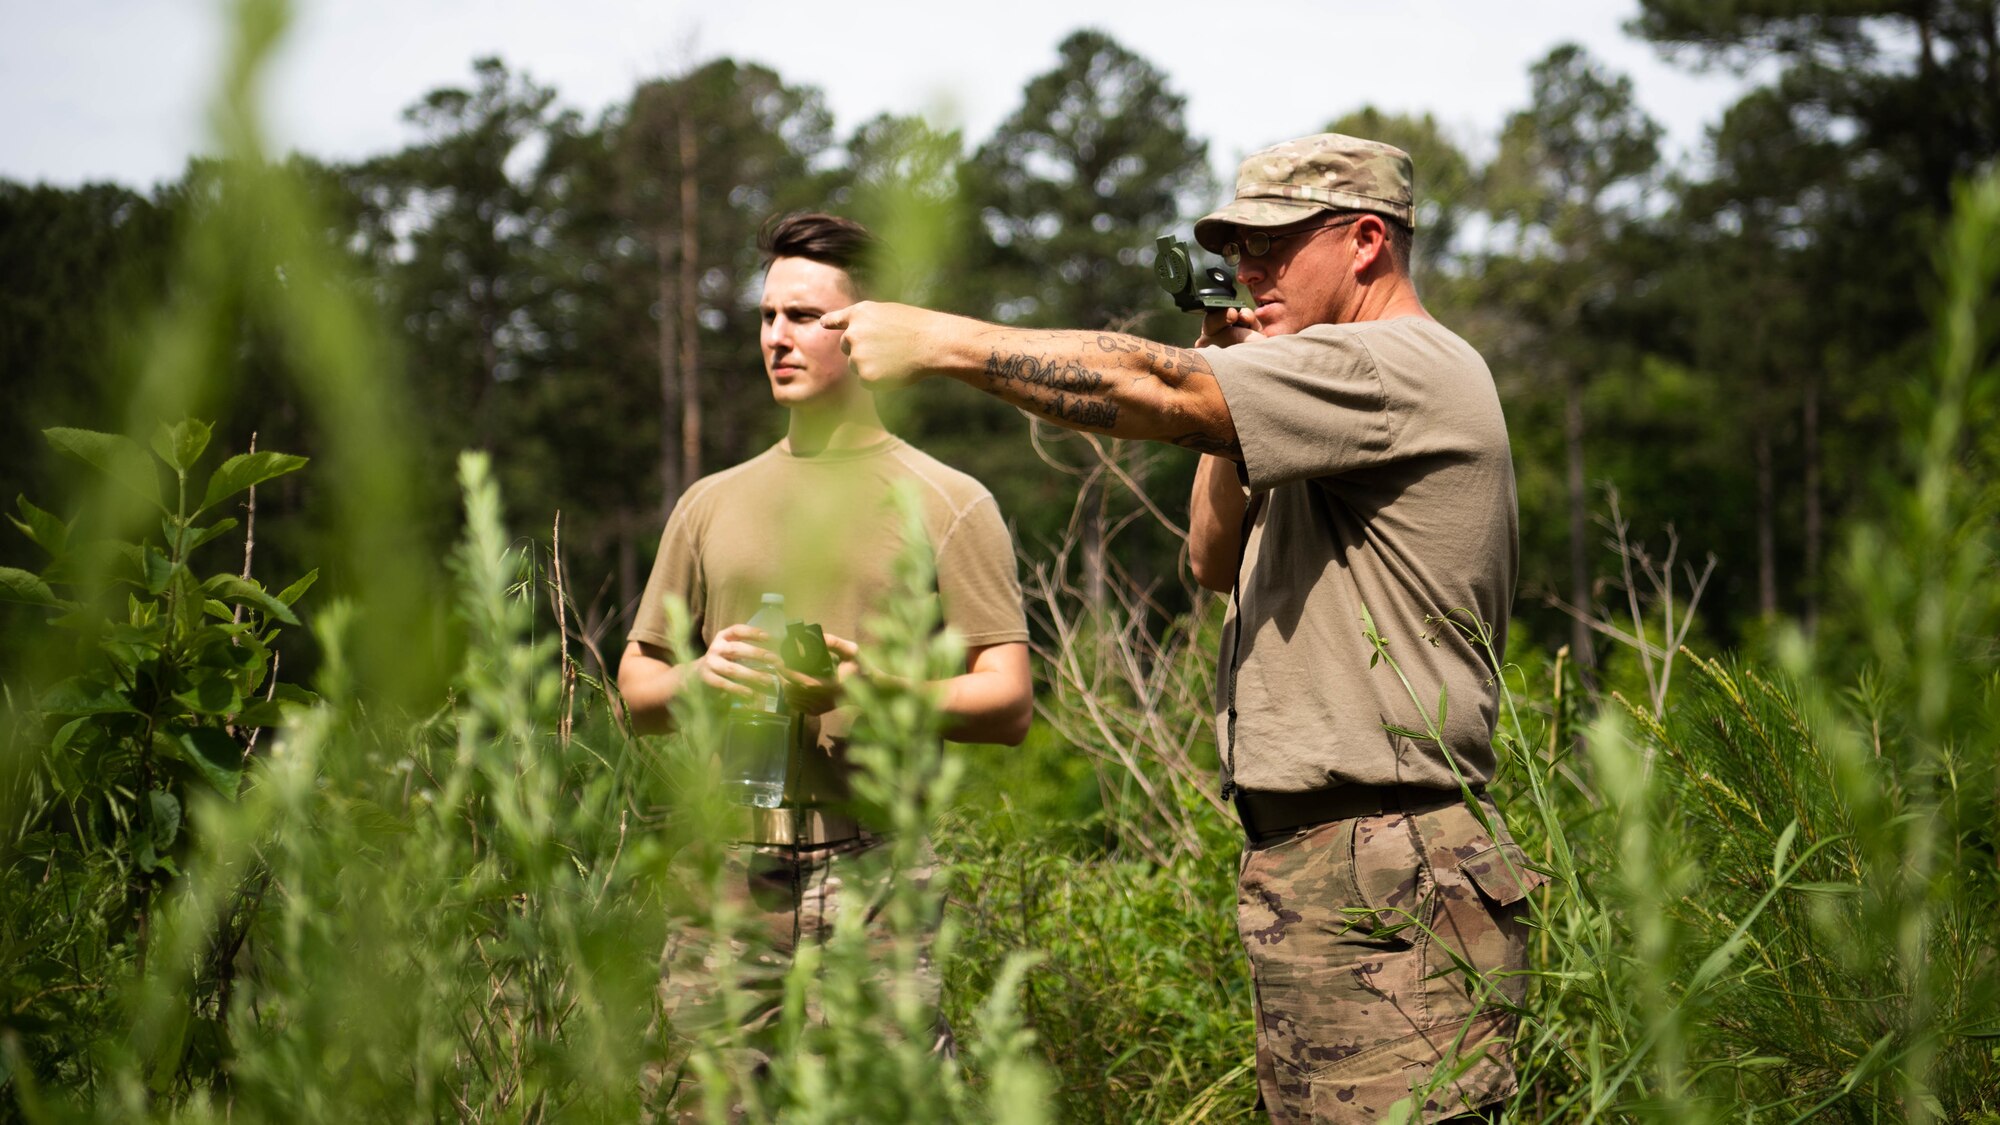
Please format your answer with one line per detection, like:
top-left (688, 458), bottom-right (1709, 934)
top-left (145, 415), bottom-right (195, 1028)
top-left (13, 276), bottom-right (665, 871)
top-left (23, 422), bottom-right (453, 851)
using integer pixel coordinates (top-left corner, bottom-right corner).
top-left (1436, 684), bottom-right (1449, 731)
top-left (44, 427), bottom-right (162, 509)
top-left (1772, 820), bottom-right (1800, 880)
top-left (1956, 1015), bottom-right (2000, 1039)
top-left (0, 565), bottom-right (57, 607)
top-left (149, 789), bottom-right (181, 852)
top-left (199, 451), bottom-right (308, 514)
top-left (46, 540), bottom-right (145, 587)
top-left (184, 518), bottom-right (240, 553)
top-left (143, 548), bottom-right (179, 596)
top-left (233, 699), bottom-right (286, 728)
top-left (164, 727), bottom-right (243, 799)
top-left (276, 568), bottom-right (319, 607)
top-left (50, 716), bottom-right (90, 753)
top-left (171, 568), bottom-right (206, 637)
top-left (173, 676), bottom-right (244, 717)
top-left (151, 420), bottom-right (213, 473)
top-left (202, 574), bottom-right (300, 626)
top-left (42, 677), bottom-right (139, 717)
top-left (9, 495), bottom-right (69, 556)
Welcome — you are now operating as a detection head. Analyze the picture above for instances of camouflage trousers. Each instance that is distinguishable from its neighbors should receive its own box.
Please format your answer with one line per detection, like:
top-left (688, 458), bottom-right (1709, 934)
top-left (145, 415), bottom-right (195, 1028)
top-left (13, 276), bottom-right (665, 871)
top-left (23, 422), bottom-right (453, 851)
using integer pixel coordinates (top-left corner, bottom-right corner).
top-left (1236, 793), bottom-right (1544, 1124)
top-left (648, 833), bottom-right (947, 1120)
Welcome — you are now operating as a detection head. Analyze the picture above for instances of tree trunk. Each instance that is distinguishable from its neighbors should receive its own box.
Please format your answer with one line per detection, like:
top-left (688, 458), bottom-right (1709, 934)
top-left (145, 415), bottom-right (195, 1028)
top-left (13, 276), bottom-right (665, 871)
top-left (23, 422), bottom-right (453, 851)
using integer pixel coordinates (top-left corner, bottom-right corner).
top-left (1564, 367), bottom-right (1594, 670)
top-left (1755, 424), bottom-right (1777, 619)
top-left (655, 228), bottom-right (681, 519)
top-left (677, 114), bottom-right (702, 494)
top-left (1802, 372), bottom-right (1822, 637)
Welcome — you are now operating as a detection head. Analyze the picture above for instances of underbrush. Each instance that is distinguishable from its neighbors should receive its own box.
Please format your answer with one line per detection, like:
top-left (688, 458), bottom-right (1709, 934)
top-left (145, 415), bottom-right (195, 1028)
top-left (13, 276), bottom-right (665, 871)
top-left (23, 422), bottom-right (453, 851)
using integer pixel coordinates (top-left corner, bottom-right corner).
top-left (3, 2), bottom-right (1998, 1120)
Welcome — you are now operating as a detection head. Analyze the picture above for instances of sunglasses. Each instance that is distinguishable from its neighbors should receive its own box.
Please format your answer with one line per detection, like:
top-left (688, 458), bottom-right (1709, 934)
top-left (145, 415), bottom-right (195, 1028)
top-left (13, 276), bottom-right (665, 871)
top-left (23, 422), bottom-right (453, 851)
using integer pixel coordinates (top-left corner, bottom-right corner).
top-left (1220, 215), bottom-right (1363, 266)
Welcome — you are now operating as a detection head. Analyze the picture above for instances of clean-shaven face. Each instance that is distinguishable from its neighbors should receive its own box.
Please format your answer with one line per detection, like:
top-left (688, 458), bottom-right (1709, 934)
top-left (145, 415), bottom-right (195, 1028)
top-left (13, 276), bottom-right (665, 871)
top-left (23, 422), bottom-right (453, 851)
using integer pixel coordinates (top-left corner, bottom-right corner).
top-left (1230, 214), bottom-right (1361, 336)
top-left (760, 256), bottom-right (860, 406)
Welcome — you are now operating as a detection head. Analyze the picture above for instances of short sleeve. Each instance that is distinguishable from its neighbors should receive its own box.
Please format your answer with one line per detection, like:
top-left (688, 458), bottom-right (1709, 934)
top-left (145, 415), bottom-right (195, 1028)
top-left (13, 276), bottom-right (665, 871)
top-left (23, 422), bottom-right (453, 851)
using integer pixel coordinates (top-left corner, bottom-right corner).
top-left (627, 504), bottom-right (705, 653)
top-left (1201, 326), bottom-right (1400, 491)
top-left (934, 495), bottom-right (1029, 647)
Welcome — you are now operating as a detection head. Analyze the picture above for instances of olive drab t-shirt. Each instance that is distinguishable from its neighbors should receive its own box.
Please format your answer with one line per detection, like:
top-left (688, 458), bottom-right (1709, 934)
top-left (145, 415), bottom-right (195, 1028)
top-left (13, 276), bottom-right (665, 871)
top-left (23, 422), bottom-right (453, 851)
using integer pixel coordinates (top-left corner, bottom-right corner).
top-left (628, 435), bottom-right (1028, 800)
top-left (1200, 316), bottom-right (1518, 794)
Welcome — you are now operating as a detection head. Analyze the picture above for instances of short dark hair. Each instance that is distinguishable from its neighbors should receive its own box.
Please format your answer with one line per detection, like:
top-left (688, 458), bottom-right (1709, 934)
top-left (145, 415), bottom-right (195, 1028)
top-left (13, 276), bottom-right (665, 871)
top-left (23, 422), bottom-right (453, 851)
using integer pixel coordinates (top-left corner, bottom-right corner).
top-left (1383, 216), bottom-right (1415, 277)
top-left (758, 212), bottom-right (880, 294)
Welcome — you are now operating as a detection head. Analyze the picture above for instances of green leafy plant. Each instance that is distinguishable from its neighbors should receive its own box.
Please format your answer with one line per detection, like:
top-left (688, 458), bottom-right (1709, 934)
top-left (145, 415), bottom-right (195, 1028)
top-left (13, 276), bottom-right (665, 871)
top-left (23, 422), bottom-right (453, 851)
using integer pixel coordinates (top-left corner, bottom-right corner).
top-left (0, 421), bottom-right (315, 1095)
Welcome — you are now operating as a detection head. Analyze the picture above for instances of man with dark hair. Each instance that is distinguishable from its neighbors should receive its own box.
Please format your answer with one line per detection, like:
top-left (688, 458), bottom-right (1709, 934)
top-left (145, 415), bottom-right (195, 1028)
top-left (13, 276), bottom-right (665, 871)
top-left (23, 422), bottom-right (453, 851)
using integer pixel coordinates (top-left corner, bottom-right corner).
top-left (620, 211), bottom-right (1032, 1110)
top-left (824, 135), bottom-right (1543, 1123)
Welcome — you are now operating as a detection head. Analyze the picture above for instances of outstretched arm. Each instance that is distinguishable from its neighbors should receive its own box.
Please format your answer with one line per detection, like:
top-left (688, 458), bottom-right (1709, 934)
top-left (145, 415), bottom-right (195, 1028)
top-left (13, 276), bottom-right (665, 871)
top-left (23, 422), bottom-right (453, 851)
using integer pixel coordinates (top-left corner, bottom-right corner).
top-left (820, 303), bottom-right (1241, 458)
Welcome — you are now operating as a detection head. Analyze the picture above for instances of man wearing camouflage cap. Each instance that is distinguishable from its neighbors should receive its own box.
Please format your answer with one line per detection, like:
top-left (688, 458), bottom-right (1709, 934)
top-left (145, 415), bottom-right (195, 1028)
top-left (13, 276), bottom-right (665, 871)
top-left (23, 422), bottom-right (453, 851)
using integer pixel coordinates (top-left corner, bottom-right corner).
top-left (824, 132), bottom-right (1543, 1123)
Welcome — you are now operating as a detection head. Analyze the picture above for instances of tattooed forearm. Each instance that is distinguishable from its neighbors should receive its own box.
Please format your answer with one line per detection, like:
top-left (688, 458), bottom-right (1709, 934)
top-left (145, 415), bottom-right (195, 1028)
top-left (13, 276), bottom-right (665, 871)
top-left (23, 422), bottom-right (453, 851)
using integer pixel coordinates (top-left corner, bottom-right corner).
top-left (984, 351), bottom-right (1105, 394)
top-left (969, 335), bottom-right (1229, 446)
top-left (982, 349), bottom-right (1124, 430)
top-left (1133, 340), bottom-right (1209, 387)
top-left (1043, 393), bottom-right (1120, 428)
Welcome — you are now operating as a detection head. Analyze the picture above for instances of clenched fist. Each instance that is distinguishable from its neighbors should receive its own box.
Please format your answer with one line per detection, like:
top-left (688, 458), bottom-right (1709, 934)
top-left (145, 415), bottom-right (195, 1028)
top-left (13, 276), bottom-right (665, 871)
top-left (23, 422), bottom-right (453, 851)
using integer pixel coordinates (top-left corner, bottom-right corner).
top-left (819, 301), bottom-right (957, 392)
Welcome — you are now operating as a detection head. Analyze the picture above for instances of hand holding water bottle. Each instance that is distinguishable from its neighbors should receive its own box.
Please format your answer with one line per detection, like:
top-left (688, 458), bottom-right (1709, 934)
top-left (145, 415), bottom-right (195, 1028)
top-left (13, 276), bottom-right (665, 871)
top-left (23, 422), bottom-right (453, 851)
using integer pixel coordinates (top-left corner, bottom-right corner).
top-left (778, 628), bottom-right (861, 716)
top-left (691, 622), bottom-right (782, 700)
top-left (720, 593), bottom-right (796, 809)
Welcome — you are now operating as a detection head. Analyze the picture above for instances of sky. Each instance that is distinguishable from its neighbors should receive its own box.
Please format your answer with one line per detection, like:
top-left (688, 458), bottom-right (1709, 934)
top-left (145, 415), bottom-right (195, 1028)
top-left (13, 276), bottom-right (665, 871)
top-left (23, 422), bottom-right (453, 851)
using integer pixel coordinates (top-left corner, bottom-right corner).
top-left (0, 0), bottom-right (1756, 191)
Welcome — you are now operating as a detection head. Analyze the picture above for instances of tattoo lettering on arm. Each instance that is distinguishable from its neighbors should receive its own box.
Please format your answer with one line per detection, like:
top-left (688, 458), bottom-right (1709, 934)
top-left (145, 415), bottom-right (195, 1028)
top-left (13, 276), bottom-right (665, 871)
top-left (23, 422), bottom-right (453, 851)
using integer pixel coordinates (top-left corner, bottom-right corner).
top-left (976, 340), bottom-right (1226, 445)
top-left (983, 351), bottom-right (1105, 394)
top-left (983, 350), bottom-right (1121, 429)
top-left (1045, 393), bottom-right (1119, 428)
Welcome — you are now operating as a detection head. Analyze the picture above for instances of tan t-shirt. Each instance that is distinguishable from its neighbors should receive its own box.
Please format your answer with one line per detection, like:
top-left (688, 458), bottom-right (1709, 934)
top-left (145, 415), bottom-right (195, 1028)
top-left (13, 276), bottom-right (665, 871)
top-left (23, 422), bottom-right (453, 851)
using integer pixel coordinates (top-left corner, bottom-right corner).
top-left (1201, 316), bottom-right (1517, 794)
top-left (629, 434), bottom-right (1028, 798)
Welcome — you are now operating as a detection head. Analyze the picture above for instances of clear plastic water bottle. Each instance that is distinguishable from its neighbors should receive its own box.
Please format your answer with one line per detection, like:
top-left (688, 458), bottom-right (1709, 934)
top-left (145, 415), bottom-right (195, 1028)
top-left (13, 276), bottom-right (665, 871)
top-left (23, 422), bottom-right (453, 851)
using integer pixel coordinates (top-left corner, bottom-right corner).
top-left (742, 593), bottom-right (789, 714)
top-left (722, 593), bottom-right (793, 808)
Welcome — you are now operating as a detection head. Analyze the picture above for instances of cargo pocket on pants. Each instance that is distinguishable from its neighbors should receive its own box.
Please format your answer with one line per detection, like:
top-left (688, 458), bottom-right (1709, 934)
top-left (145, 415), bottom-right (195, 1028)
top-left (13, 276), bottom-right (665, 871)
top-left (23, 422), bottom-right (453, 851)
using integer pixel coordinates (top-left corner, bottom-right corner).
top-left (1459, 842), bottom-right (1545, 908)
top-left (1455, 841), bottom-right (1544, 1009)
top-left (1306, 1009), bottom-right (1518, 1124)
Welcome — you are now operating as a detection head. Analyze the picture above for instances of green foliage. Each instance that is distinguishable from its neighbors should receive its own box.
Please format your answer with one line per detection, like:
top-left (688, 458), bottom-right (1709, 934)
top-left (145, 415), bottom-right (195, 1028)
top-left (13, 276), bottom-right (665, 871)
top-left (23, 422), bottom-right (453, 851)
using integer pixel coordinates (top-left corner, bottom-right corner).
top-left (7, 1), bottom-right (2000, 1120)
top-left (0, 419), bottom-right (314, 1098)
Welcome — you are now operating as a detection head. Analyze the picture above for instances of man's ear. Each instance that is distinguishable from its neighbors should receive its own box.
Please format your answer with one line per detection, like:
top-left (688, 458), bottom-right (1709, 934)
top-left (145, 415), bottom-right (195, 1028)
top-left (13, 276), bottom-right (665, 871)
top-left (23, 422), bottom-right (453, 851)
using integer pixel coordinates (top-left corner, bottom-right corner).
top-left (1351, 214), bottom-right (1389, 275)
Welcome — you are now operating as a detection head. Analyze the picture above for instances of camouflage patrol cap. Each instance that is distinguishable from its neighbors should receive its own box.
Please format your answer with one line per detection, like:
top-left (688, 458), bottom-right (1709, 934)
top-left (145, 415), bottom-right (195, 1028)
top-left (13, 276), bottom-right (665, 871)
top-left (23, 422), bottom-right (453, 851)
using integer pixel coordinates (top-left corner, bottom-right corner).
top-left (1194, 133), bottom-right (1415, 254)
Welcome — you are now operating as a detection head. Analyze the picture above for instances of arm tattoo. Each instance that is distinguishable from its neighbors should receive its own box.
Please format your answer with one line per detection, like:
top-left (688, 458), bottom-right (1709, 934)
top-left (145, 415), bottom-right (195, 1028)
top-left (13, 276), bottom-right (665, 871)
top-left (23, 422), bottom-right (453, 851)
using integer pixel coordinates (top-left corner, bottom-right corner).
top-left (980, 339), bottom-right (1223, 441)
top-left (1133, 340), bottom-right (1208, 387)
top-left (983, 350), bottom-right (1119, 429)
top-left (1043, 393), bottom-right (1119, 428)
top-left (984, 351), bottom-right (1106, 394)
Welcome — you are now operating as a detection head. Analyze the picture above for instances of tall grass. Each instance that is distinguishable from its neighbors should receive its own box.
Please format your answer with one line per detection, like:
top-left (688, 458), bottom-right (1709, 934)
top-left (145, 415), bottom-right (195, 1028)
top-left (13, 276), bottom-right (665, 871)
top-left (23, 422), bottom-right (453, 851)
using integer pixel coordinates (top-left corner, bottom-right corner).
top-left (4, 2), bottom-right (1052, 1120)
top-left (3, 0), bottom-right (1998, 1120)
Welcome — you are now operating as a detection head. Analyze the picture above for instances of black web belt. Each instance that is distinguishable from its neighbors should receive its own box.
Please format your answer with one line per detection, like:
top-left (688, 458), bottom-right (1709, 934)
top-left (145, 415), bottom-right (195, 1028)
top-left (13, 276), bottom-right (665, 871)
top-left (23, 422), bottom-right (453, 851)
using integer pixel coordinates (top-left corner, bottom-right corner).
top-left (1232, 784), bottom-right (1468, 847)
